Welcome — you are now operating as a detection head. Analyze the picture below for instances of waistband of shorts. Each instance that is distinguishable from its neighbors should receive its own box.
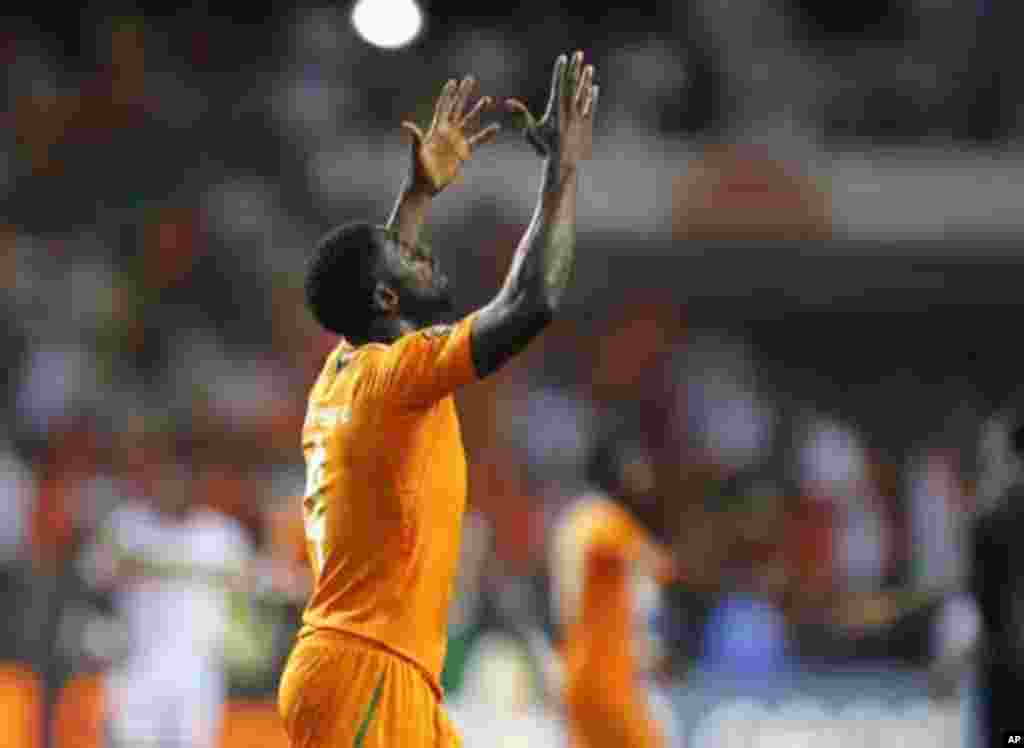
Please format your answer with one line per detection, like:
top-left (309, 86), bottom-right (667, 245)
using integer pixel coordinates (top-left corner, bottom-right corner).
top-left (296, 625), bottom-right (444, 702)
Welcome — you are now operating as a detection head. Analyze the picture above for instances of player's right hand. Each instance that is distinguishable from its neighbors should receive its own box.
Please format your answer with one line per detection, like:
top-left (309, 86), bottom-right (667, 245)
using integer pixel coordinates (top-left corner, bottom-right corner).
top-left (506, 50), bottom-right (598, 169)
top-left (401, 75), bottom-right (500, 195)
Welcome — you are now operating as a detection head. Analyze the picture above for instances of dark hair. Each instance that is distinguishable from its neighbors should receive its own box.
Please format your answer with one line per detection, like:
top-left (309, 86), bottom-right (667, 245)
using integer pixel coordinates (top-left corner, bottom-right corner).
top-left (305, 221), bottom-right (384, 342)
top-left (585, 418), bottom-right (652, 498)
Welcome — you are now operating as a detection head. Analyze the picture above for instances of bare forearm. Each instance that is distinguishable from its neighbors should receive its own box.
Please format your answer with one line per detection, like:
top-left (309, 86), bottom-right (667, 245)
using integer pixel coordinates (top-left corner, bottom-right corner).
top-left (467, 50), bottom-right (594, 378)
top-left (470, 158), bottom-right (577, 377)
top-left (385, 179), bottom-right (433, 246)
top-left (502, 158), bottom-right (578, 310)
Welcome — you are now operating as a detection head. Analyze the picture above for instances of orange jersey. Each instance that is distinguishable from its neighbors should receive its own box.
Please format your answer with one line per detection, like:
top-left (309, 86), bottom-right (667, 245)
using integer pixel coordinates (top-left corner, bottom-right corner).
top-left (552, 495), bottom-right (674, 691)
top-left (298, 314), bottom-right (479, 697)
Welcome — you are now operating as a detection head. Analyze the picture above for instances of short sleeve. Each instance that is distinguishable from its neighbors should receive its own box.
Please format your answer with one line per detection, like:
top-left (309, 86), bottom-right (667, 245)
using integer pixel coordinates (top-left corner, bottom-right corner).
top-left (588, 503), bottom-right (677, 582)
top-left (366, 312), bottom-right (480, 407)
top-left (584, 504), bottom-right (644, 566)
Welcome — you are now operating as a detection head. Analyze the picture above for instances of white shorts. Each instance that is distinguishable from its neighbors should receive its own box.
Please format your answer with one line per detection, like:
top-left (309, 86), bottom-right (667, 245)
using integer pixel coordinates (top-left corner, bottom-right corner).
top-left (107, 655), bottom-right (224, 748)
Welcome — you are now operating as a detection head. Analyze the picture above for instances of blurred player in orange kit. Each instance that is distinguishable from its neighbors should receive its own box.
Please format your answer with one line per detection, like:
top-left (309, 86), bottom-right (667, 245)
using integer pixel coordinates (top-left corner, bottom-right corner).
top-left (551, 429), bottom-right (682, 748)
top-left (277, 51), bottom-right (598, 748)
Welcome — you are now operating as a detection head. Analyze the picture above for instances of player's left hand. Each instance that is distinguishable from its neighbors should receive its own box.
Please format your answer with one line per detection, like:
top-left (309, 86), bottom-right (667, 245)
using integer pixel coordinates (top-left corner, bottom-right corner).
top-left (506, 50), bottom-right (597, 168)
top-left (402, 76), bottom-right (500, 196)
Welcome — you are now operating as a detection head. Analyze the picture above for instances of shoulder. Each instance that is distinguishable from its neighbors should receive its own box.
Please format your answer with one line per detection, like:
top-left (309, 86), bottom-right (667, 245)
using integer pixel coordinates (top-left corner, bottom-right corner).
top-left (373, 315), bottom-right (478, 366)
top-left (189, 509), bottom-right (253, 557)
top-left (107, 500), bottom-right (155, 531)
top-left (352, 326), bottom-right (457, 385)
top-left (102, 501), bottom-right (163, 550)
top-left (553, 492), bottom-right (614, 542)
top-left (339, 341), bottom-right (389, 374)
top-left (309, 342), bottom-right (384, 404)
top-left (573, 494), bottom-right (649, 554)
top-left (573, 492), bottom-right (618, 523)
top-left (374, 324), bottom-right (459, 359)
top-left (191, 507), bottom-right (247, 538)
top-left (323, 339), bottom-right (381, 373)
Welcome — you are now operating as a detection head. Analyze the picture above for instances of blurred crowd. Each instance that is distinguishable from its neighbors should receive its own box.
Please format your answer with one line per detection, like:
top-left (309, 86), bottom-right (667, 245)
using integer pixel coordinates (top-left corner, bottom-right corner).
top-left (3, 4), bottom-right (1023, 747)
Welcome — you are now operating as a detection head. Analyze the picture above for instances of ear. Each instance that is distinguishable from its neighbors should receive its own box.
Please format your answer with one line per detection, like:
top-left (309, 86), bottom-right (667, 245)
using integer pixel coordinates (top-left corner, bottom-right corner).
top-left (373, 282), bottom-right (400, 315)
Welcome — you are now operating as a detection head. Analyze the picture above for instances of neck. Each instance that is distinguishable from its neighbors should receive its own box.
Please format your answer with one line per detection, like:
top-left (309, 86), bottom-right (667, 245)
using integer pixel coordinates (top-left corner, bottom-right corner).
top-left (365, 315), bottom-right (417, 345)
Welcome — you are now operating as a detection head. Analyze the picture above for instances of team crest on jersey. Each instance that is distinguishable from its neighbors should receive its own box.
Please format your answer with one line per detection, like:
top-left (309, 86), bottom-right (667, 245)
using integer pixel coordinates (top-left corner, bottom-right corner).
top-left (422, 324), bottom-right (452, 340)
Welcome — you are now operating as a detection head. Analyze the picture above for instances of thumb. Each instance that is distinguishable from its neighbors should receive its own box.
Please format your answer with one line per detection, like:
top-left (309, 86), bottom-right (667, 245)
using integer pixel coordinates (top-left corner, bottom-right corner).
top-left (400, 121), bottom-right (424, 145)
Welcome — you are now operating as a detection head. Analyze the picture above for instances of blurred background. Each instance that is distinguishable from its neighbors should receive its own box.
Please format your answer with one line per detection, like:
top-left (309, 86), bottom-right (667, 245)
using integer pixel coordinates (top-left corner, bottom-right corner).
top-left (3, 1), bottom-right (1024, 746)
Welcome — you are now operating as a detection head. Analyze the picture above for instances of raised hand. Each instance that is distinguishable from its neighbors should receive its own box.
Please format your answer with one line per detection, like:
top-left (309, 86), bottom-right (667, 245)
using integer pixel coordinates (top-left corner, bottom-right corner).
top-left (402, 75), bottom-right (501, 195)
top-left (505, 50), bottom-right (598, 169)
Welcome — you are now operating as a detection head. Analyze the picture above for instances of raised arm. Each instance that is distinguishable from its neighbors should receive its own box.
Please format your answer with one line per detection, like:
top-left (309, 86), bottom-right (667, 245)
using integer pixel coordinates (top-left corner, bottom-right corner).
top-left (386, 76), bottom-right (500, 248)
top-left (470, 51), bottom-right (598, 378)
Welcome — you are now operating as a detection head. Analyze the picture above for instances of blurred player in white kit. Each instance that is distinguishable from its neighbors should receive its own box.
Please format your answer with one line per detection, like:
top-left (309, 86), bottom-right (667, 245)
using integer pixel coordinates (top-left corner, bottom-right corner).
top-left (80, 432), bottom-right (252, 748)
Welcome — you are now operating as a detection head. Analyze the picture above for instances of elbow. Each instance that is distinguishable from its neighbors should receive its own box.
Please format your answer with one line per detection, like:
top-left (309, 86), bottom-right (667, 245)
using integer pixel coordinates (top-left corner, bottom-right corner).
top-left (510, 288), bottom-right (555, 329)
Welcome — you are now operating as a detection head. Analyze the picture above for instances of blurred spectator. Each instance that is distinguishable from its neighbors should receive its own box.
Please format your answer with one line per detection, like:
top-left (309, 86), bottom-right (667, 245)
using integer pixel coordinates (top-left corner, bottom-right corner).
top-left (675, 333), bottom-right (774, 473)
top-left (590, 297), bottom-right (683, 406)
top-left (970, 408), bottom-right (1024, 745)
top-left (701, 559), bottom-right (793, 680)
top-left (0, 438), bottom-right (34, 661)
top-left (672, 145), bottom-right (832, 241)
top-left (502, 385), bottom-right (597, 486)
top-left (194, 458), bottom-right (265, 549)
top-left (263, 495), bottom-right (312, 602)
top-left (448, 630), bottom-right (564, 748)
top-left (783, 484), bottom-right (836, 618)
top-left (907, 449), bottom-right (970, 593)
top-left (601, 41), bottom-right (688, 134)
top-left (834, 477), bottom-right (892, 593)
top-left (796, 414), bottom-right (895, 594)
top-left (17, 345), bottom-right (100, 442)
top-left (0, 438), bottom-right (33, 567)
top-left (30, 419), bottom-right (104, 574)
top-left (78, 432), bottom-right (252, 748)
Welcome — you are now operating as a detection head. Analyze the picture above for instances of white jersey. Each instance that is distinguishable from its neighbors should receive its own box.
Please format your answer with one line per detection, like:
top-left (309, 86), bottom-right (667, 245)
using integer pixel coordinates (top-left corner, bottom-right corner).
top-left (103, 501), bottom-right (252, 664)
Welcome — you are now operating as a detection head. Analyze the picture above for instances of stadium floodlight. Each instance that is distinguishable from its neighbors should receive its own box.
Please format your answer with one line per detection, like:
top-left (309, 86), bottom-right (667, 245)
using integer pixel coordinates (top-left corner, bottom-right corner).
top-left (351, 0), bottom-right (424, 50)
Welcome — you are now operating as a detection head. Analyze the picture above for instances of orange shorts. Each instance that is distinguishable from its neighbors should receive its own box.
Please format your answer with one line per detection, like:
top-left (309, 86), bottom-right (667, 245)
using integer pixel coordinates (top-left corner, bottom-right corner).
top-left (277, 630), bottom-right (461, 748)
top-left (564, 679), bottom-right (665, 748)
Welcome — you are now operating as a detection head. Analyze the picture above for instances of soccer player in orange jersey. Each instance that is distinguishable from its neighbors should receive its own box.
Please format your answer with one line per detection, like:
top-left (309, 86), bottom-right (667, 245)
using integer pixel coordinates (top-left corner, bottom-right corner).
top-left (551, 431), bottom-right (681, 748)
top-left (277, 52), bottom-right (598, 748)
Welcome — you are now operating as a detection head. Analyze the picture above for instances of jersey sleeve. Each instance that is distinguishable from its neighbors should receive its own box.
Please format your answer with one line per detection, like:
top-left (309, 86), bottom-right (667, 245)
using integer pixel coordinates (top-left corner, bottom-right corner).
top-left (365, 312), bottom-right (480, 408)
top-left (588, 505), bottom-right (679, 583)
top-left (588, 507), bottom-right (646, 561)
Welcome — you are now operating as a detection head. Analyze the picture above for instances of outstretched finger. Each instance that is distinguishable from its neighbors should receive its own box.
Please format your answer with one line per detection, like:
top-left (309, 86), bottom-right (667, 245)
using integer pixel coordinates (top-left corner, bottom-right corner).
top-left (468, 122), bottom-right (501, 149)
top-left (453, 76), bottom-right (476, 121)
top-left (582, 84), bottom-right (599, 118)
top-left (505, 98), bottom-right (536, 128)
top-left (434, 79), bottom-right (458, 127)
top-left (575, 65), bottom-right (594, 113)
top-left (542, 54), bottom-right (568, 121)
top-left (567, 51), bottom-right (584, 100)
top-left (462, 95), bottom-right (493, 128)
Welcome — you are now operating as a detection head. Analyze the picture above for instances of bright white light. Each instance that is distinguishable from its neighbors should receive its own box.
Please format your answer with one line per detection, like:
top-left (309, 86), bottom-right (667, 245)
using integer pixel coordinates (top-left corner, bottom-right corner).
top-left (351, 0), bottom-right (423, 50)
